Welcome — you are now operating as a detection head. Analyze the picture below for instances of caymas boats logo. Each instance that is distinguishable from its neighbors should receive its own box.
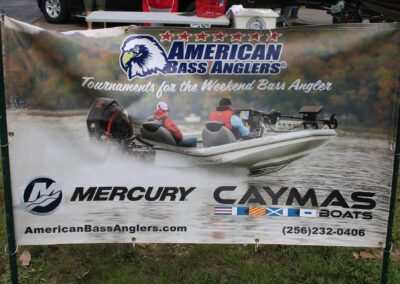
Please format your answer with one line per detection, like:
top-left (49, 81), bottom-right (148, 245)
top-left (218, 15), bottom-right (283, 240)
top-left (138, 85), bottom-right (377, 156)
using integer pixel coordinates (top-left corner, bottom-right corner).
top-left (119, 31), bottom-right (286, 80)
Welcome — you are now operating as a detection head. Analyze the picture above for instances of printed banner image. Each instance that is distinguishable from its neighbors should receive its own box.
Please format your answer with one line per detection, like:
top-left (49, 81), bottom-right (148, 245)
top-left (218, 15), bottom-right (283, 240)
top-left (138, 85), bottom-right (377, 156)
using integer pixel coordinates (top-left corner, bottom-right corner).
top-left (3, 17), bottom-right (400, 247)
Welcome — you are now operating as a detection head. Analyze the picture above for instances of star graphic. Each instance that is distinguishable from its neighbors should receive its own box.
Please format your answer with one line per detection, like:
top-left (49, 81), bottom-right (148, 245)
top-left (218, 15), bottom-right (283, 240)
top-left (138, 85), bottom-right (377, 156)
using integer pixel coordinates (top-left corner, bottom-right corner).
top-left (249, 32), bottom-right (260, 41)
top-left (178, 31), bottom-right (192, 41)
top-left (159, 31), bottom-right (174, 42)
top-left (231, 32), bottom-right (244, 41)
top-left (195, 31), bottom-right (209, 41)
top-left (213, 32), bottom-right (227, 41)
top-left (270, 32), bottom-right (282, 41)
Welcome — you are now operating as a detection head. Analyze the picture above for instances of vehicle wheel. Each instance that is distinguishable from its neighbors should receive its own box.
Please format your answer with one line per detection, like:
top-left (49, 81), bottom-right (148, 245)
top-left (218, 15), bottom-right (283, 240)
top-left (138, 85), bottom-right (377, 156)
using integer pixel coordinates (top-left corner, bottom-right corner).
top-left (41, 0), bottom-right (69, 24)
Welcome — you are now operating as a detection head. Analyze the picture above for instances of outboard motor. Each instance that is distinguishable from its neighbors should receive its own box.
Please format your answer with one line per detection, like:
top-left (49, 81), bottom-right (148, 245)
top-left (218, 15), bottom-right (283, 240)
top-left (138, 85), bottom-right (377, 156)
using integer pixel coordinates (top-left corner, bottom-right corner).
top-left (140, 121), bottom-right (177, 146)
top-left (202, 121), bottom-right (236, 147)
top-left (86, 98), bottom-right (133, 143)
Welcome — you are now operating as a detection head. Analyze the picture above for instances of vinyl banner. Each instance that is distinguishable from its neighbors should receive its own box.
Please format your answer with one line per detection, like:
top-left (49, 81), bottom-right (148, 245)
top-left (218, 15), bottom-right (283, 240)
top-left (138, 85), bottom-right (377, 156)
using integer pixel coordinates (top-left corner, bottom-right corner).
top-left (3, 17), bottom-right (400, 247)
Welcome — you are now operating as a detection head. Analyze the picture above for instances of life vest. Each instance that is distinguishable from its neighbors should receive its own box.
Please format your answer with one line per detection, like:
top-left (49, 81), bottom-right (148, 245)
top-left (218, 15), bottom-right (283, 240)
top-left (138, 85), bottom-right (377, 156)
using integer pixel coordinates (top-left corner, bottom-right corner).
top-left (209, 110), bottom-right (240, 139)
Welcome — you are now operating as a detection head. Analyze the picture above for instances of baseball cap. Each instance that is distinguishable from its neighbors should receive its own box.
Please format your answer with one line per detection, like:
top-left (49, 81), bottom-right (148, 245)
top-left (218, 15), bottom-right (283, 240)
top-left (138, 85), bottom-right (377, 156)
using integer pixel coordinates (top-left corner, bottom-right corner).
top-left (156, 102), bottom-right (168, 111)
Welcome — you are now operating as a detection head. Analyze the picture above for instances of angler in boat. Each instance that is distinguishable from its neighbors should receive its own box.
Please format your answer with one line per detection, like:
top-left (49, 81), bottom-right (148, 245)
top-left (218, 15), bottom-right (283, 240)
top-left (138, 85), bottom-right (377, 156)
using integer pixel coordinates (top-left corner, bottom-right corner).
top-left (208, 97), bottom-right (250, 142)
top-left (144, 101), bottom-right (197, 147)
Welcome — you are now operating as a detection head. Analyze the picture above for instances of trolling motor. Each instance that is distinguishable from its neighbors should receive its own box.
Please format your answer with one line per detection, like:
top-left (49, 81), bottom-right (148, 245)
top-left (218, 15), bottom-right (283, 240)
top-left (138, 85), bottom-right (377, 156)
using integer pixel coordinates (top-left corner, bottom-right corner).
top-left (263, 106), bottom-right (338, 129)
top-left (282, 106), bottom-right (338, 129)
top-left (299, 106), bottom-right (338, 129)
top-left (236, 106), bottom-right (337, 139)
top-left (323, 114), bottom-right (339, 129)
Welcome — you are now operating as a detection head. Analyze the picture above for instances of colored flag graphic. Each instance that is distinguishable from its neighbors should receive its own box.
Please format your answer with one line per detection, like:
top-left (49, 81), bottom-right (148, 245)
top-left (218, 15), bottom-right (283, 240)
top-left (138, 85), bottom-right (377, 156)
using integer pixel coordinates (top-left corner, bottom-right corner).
top-left (237, 207), bottom-right (249, 215)
top-left (215, 207), bottom-right (316, 217)
top-left (299, 209), bottom-right (317, 217)
top-left (214, 207), bottom-right (250, 215)
top-left (288, 208), bottom-right (300, 217)
top-left (215, 207), bottom-right (235, 215)
top-left (266, 208), bottom-right (286, 216)
top-left (249, 208), bottom-right (266, 216)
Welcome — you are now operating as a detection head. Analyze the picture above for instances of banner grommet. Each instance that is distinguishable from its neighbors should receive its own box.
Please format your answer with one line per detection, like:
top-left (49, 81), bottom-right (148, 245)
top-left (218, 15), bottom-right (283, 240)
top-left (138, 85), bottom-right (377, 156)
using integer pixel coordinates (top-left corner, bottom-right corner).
top-left (0, 132), bottom-right (14, 147)
top-left (4, 244), bottom-right (18, 256)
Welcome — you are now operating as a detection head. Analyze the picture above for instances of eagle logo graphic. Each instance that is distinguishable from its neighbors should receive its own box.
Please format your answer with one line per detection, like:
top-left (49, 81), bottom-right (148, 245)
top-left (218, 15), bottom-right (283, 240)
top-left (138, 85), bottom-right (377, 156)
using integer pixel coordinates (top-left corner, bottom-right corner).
top-left (120, 35), bottom-right (169, 80)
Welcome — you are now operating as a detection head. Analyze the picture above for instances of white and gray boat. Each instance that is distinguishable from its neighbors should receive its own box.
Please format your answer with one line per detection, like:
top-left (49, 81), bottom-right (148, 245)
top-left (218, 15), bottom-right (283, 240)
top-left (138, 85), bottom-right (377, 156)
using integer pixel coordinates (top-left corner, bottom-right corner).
top-left (87, 98), bottom-right (337, 173)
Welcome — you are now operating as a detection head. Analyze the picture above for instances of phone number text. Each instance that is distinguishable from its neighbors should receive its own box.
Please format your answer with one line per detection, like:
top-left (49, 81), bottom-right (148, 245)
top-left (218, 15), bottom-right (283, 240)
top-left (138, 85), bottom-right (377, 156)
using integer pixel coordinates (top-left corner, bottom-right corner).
top-left (282, 226), bottom-right (365, 237)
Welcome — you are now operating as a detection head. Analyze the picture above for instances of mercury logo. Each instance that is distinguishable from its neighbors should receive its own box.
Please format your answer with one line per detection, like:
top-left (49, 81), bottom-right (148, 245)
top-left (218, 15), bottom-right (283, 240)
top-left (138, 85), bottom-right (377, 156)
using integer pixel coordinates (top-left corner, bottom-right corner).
top-left (21, 176), bottom-right (63, 215)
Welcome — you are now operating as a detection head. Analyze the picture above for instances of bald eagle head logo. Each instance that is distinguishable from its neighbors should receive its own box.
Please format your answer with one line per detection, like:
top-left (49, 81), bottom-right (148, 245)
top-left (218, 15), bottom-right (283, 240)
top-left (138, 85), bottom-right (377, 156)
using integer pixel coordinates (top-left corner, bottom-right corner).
top-left (120, 35), bottom-right (169, 80)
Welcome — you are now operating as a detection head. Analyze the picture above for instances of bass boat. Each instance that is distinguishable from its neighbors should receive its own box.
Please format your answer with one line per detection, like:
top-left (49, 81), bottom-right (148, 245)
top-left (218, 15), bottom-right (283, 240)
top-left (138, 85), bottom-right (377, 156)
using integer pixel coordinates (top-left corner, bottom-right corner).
top-left (86, 98), bottom-right (338, 173)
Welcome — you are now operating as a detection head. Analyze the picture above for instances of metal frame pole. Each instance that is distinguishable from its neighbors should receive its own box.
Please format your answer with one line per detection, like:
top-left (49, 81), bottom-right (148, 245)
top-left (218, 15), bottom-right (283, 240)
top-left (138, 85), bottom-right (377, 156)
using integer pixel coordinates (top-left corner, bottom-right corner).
top-left (0, 15), bottom-right (19, 284)
top-left (381, 86), bottom-right (400, 284)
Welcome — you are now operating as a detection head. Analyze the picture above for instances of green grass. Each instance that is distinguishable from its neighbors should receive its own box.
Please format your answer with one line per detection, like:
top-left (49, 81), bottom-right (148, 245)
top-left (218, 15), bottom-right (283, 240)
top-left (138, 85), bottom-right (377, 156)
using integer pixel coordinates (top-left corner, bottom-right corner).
top-left (1, 151), bottom-right (400, 283)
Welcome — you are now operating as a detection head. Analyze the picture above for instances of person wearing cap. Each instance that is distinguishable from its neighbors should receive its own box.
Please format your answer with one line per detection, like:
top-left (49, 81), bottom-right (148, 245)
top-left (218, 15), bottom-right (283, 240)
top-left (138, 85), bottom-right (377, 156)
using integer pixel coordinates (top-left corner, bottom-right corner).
top-left (209, 98), bottom-right (250, 140)
top-left (150, 102), bottom-right (197, 147)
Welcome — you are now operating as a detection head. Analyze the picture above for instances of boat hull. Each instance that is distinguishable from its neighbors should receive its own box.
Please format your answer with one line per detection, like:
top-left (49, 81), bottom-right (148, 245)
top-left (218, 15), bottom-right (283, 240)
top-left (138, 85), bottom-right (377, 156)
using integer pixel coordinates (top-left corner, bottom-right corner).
top-left (150, 129), bottom-right (336, 170)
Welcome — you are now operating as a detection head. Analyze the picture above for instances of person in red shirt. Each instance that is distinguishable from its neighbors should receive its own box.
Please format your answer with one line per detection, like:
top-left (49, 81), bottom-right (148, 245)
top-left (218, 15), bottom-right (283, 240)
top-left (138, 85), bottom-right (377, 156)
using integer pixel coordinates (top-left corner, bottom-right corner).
top-left (151, 102), bottom-right (197, 147)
